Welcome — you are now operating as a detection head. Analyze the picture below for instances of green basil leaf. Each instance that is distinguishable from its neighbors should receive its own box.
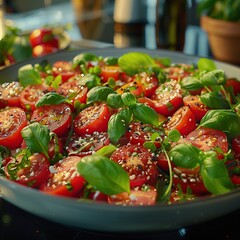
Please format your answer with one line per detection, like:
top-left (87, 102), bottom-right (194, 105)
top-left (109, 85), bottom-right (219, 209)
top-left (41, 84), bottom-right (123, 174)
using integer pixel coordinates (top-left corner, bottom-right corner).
top-left (72, 53), bottom-right (98, 67)
top-left (21, 123), bottom-right (50, 159)
top-left (77, 155), bottom-right (130, 195)
top-left (169, 143), bottom-right (200, 168)
top-left (36, 92), bottom-right (68, 107)
top-left (200, 152), bottom-right (235, 194)
top-left (132, 103), bottom-right (159, 126)
top-left (197, 58), bottom-right (216, 72)
top-left (201, 69), bottom-right (226, 86)
top-left (118, 52), bottom-right (158, 76)
top-left (200, 109), bottom-right (240, 139)
top-left (87, 86), bottom-right (115, 104)
top-left (167, 129), bottom-right (181, 142)
top-left (200, 92), bottom-right (230, 109)
top-left (121, 92), bottom-right (137, 107)
top-left (77, 74), bottom-right (99, 89)
top-left (94, 144), bottom-right (117, 157)
top-left (18, 64), bottom-right (42, 87)
top-left (180, 76), bottom-right (203, 91)
top-left (107, 112), bottom-right (129, 144)
top-left (106, 93), bottom-right (124, 109)
top-left (103, 56), bottom-right (118, 65)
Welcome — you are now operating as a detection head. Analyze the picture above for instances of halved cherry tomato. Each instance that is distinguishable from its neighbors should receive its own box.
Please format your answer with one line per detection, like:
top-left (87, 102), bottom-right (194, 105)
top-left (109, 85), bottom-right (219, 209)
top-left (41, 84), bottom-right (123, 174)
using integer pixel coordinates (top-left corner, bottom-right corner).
top-left (164, 64), bottom-right (193, 80)
top-left (74, 103), bottom-right (111, 136)
top-left (186, 127), bottom-right (228, 154)
top-left (31, 103), bottom-right (72, 137)
top-left (165, 106), bottom-right (197, 136)
top-left (66, 132), bottom-right (110, 157)
top-left (57, 80), bottom-right (88, 105)
top-left (110, 144), bottom-right (159, 187)
top-left (5, 153), bottom-right (50, 188)
top-left (19, 84), bottom-right (48, 111)
top-left (232, 136), bottom-right (240, 154)
top-left (52, 61), bottom-right (80, 83)
top-left (32, 44), bottom-right (58, 58)
top-left (0, 82), bottom-right (23, 108)
top-left (226, 78), bottom-right (240, 95)
top-left (172, 166), bottom-right (209, 196)
top-left (29, 28), bottom-right (59, 48)
top-left (151, 81), bottom-right (183, 116)
top-left (0, 107), bottom-right (28, 149)
top-left (126, 122), bottom-right (164, 148)
top-left (116, 79), bottom-right (145, 97)
top-left (40, 155), bottom-right (85, 197)
top-left (183, 95), bottom-right (208, 122)
top-left (108, 186), bottom-right (157, 206)
top-left (100, 65), bottom-right (121, 82)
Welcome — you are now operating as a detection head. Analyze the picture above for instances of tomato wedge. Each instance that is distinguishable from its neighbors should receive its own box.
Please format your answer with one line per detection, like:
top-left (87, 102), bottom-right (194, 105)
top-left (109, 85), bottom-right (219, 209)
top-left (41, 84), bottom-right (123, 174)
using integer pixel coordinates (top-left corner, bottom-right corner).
top-left (0, 107), bottom-right (28, 149)
top-left (165, 106), bottom-right (197, 136)
top-left (31, 103), bottom-right (72, 137)
top-left (74, 103), bottom-right (111, 136)
top-left (40, 155), bottom-right (85, 197)
top-left (5, 153), bottom-right (50, 188)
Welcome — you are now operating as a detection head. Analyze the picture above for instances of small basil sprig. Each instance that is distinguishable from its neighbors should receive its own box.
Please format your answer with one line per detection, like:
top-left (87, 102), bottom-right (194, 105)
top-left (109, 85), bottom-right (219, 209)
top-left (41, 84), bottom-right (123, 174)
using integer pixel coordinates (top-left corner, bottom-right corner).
top-left (77, 155), bottom-right (130, 195)
top-left (200, 109), bottom-right (240, 140)
top-left (87, 86), bottom-right (115, 104)
top-left (18, 64), bottom-right (42, 87)
top-left (36, 92), bottom-right (70, 108)
top-left (169, 144), bottom-right (235, 194)
top-left (21, 122), bottom-right (50, 159)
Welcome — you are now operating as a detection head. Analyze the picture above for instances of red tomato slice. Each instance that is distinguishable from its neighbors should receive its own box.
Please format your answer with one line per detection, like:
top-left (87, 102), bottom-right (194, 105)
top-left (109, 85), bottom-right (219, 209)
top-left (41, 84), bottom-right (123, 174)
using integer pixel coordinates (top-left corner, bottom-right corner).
top-left (151, 81), bottom-right (183, 116)
top-left (32, 44), bottom-right (58, 57)
top-left (0, 107), bottom-right (28, 149)
top-left (110, 144), bottom-right (159, 187)
top-left (0, 82), bottom-right (23, 108)
top-left (165, 106), bottom-right (197, 136)
top-left (108, 187), bottom-right (157, 206)
top-left (126, 122), bottom-right (164, 148)
top-left (31, 103), bottom-right (72, 137)
top-left (29, 28), bottom-right (59, 48)
top-left (5, 153), bottom-right (50, 188)
top-left (52, 61), bottom-right (80, 83)
top-left (57, 80), bottom-right (88, 105)
top-left (164, 64), bottom-right (193, 80)
top-left (100, 65), bottom-right (121, 82)
top-left (116, 79), bottom-right (145, 97)
top-left (226, 78), bottom-right (240, 95)
top-left (40, 155), bottom-right (85, 197)
top-left (183, 95), bottom-right (208, 122)
top-left (135, 72), bottom-right (159, 97)
top-left (66, 132), bottom-right (110, 156)
top-left (73, 103), bottom-right (111, 136)
top-left (186, 127), bottom-right (228, 154)
top-left (19, 84), bottom-right (48, 111)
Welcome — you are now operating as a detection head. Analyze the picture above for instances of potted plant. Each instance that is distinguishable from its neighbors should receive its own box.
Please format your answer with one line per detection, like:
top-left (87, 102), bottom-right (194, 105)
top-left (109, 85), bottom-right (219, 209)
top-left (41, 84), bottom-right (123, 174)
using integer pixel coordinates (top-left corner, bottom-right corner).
top-left (198, 0), bottom-right (240, 65)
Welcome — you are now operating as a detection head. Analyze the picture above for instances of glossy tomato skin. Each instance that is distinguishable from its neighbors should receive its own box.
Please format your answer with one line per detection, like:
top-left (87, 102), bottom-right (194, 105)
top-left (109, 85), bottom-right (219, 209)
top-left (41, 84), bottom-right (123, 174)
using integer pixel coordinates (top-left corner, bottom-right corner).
top-left (40, 155), bottom-right (86, 197)
top-left (165, 106), bottom-right (197, 136)
top-left (29, 28), bottom-right (59, 48)
top-left (0, 82), bottom-right (23, 108)
top-left (226, 78), bottom-right (240, 95)
top-left (232, 136), bottom-right (240, 154)
top-left (116, 79), bottom-right (145, 97)
top-left (57, 80), bottom-right (88, 106)
top-left (52, 61), bottom-right (80, 83)
top-left (186, 127), bottom-right (228, 155)
top-left (183, 95), bottom-right (208, 122)
top-left (32, 44), bottom-right (58, 57)
top-left (100, 65), bottom-right (121, 83)
top-left (5, 153), bottom-right (50, 188)
top-left (19, 84), bottom-right (48, 111)
top-left (126, 122), bottom-right (164, 148)
top-left (0, 107), bottom-right (28, 149)
top-left (110, 144), bottom-right (159, 187)
top-left (74, 103), bottom-right (111, 136)
top-left (66, 132), bottom-right (110, 157)
top-left (151, 81), bottom-right (183, 117)
top-left (31, 103), bottom-right (72, 137)
top-left (108, 186), bottom-right (157, 206)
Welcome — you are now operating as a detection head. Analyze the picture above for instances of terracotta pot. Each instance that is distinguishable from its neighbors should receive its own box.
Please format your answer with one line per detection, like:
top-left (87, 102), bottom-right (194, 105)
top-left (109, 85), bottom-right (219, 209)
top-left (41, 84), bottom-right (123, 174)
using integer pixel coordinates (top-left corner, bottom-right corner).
top-left (200, 16), bottom-right (240, 65)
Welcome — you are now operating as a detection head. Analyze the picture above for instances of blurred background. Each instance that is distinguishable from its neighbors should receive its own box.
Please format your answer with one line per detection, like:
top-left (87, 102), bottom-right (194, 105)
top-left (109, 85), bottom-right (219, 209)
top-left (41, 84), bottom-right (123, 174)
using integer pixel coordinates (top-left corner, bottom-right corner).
top-left (1, 0), bottom-right (211, 58)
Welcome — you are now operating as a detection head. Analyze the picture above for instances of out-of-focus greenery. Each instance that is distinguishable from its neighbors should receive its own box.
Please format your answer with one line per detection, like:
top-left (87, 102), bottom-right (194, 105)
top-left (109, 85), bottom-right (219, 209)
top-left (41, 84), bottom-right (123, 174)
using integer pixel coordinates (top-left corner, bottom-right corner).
top-left (198, 0), bottom-right (240, 21)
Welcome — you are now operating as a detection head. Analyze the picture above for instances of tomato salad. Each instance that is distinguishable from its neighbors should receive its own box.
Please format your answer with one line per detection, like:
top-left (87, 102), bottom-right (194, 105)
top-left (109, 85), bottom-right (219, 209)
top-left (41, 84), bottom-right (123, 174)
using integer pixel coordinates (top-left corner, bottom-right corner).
top-left (0, 52), bottom-right (240, 206)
